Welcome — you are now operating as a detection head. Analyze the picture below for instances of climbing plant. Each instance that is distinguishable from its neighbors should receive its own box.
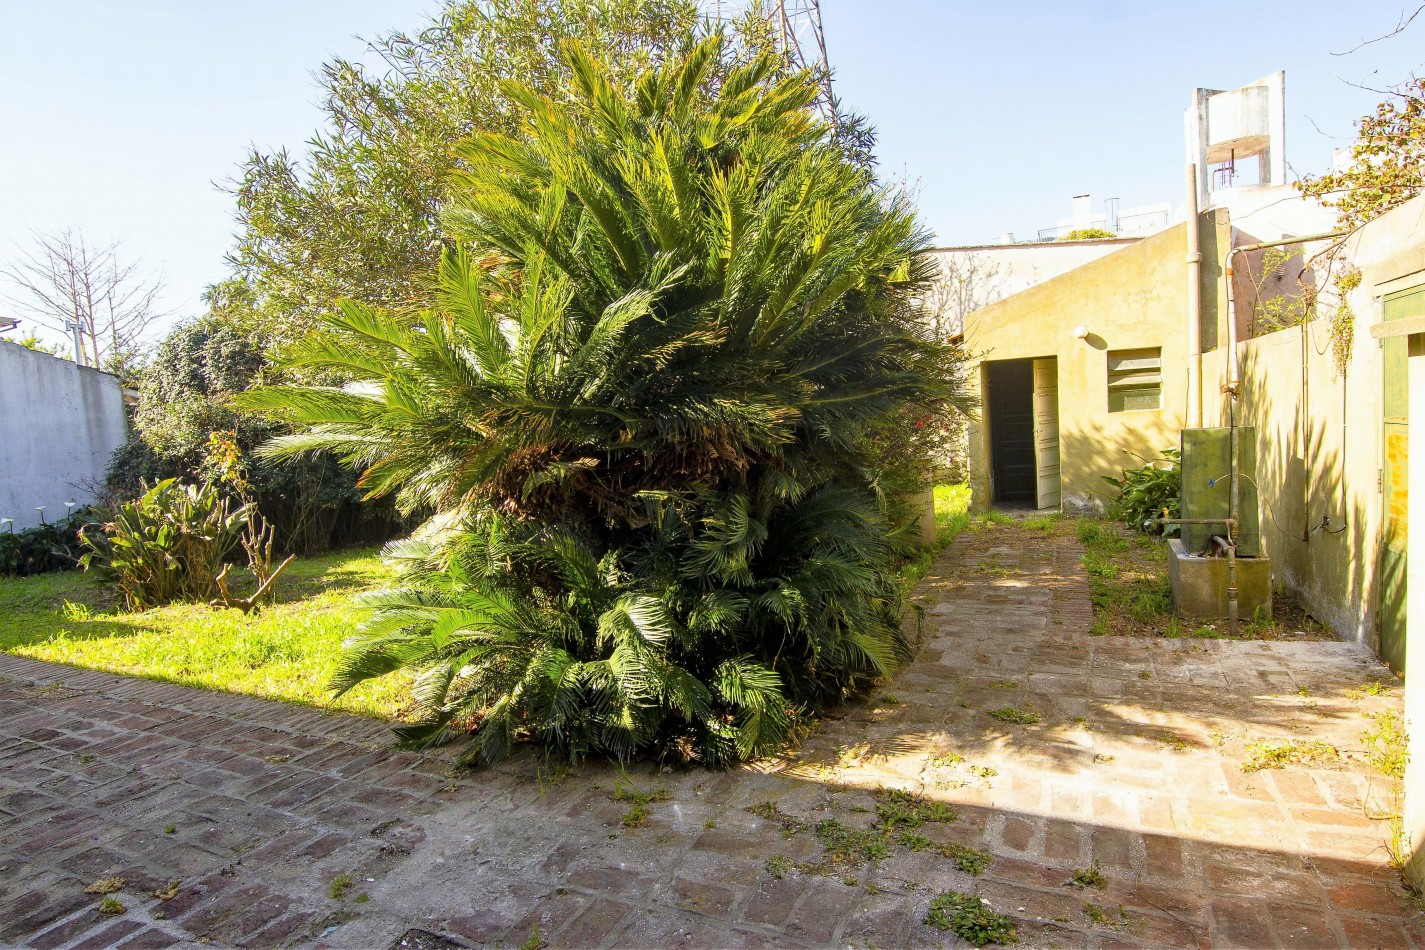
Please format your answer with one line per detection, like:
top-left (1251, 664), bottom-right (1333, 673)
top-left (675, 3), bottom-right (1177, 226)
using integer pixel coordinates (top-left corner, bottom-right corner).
top-left (1292, 75), bottom-right (1423, 373)
top-left (1328, 268), bottom-right (1362, 377)
top-left (1296, 76), bottom-right (1424, 231)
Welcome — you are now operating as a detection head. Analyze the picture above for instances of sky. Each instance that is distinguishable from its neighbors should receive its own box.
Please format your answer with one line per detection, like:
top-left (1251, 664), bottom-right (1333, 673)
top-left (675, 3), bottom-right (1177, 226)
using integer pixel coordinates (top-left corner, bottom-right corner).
top-left (1, 1), bottom-right (1421, 347)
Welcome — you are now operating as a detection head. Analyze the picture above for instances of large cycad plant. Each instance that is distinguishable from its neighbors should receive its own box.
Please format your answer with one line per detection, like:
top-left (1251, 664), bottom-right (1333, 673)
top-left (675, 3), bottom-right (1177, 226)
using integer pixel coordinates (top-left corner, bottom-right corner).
top-left (241, 33), bottom-right (967, 766)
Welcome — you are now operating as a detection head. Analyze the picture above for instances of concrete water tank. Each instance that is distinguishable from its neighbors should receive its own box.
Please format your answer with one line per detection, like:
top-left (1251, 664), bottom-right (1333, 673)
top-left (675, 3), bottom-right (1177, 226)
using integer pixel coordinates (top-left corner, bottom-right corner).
top-left (1205, 85), bottom-right (1272, 164)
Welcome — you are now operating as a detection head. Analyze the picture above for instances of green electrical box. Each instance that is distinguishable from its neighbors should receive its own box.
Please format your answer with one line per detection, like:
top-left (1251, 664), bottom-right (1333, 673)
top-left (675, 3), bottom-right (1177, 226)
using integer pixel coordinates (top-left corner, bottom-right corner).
top-left (1180, 427), bottom-right (1261, 557)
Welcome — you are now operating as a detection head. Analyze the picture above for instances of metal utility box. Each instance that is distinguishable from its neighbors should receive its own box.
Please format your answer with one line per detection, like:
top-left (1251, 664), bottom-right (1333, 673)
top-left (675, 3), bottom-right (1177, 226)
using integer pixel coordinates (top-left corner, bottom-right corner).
top-left (1180, 427), bottom-right (1261, 557)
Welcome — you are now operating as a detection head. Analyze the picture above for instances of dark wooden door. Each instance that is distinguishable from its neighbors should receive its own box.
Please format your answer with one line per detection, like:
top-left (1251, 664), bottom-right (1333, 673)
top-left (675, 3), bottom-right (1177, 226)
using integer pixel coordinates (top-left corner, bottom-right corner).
top-left (988, 360), bottom-right (1037, 504)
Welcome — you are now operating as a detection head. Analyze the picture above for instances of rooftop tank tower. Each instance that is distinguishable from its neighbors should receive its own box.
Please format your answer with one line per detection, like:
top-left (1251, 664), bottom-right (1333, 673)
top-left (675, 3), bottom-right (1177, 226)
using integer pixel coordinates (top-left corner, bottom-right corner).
top-left (1185, 71), bottom-right (1287, 210)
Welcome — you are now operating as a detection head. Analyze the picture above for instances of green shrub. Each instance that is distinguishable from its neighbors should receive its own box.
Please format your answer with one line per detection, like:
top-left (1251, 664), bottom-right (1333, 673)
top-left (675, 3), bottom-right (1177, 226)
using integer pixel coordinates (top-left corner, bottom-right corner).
top-left (1059, 227), bottom-right (1116, 241)
top-left (242, 36), bottom-right (966, 766)
top-left (1102, 449), bottom-right (1180, 532)
top-left (0, 511), bottom-right (92, 576)
top-left (80, 479), bottom-right (248, 609)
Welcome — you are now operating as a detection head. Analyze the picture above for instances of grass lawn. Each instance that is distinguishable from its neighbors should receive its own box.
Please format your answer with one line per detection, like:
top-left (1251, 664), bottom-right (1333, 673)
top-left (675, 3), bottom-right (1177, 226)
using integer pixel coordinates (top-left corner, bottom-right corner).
top-left (1, 487), bottom-right (976, 720)
top-left (933, 483), bottom-right (972, 542)
top-left (0, 547), bottom-right (413, 719)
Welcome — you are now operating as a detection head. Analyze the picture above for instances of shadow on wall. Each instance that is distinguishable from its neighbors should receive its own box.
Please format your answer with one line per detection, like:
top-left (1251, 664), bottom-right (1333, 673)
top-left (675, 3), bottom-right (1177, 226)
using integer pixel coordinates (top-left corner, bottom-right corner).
top-left (1062, 416), bottom-right (1180, 516)
top-left (1232, 338), bottom-right (1383, 650)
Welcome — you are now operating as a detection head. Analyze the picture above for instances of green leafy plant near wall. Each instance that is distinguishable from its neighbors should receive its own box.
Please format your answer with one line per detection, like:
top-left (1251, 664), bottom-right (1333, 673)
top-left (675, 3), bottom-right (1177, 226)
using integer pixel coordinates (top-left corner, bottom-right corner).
top-left (80, 479), bottom-right (248, 610)
top-left (0, 511), bottom-right (92, 576)
top-left (1102, 449), bottom-right (1181, 533)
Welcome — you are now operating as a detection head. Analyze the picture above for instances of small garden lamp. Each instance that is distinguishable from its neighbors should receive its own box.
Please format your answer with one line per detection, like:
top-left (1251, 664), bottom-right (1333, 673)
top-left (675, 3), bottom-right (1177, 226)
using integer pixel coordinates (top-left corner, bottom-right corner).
top-left (65, 501), bottom-right (77, 519)
top-left (35, 506), bottom-right (46, 524)
top-left (1, 518), bottom-right (11, 534)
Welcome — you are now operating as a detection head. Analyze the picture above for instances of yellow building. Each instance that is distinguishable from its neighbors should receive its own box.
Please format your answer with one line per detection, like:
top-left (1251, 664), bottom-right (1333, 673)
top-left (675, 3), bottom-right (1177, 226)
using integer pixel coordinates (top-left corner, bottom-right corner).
top-left (962, 213), bottom-right (1231, 513)
top-left (960, 196), bottom-right (1425, 666)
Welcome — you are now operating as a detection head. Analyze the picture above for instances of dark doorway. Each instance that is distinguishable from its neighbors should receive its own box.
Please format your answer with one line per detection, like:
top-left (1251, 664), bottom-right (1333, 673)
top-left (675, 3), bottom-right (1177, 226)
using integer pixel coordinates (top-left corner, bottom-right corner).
top-left (987, 359), bottom-right (1037, 505)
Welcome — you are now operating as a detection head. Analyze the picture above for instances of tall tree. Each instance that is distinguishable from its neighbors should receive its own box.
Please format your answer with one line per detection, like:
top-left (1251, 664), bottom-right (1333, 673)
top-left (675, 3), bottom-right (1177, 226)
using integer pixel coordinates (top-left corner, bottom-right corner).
top-left (227, 0), bottom-right (754, 343)
top-left (0, 228), bottom-right (165, 375)
top-left (241, 33), bottom-right (966, 766)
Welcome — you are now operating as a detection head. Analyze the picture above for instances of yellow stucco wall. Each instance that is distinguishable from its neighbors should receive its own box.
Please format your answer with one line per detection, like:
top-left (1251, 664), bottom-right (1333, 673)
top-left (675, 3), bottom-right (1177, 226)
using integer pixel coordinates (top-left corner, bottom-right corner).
top-left (963, 212), bottom-right (1230, 512)
top-left (962, 191), bottom-right (1425, 892)
top-left (1201, 324), bottom-right (1382, 645)
top-left (1198, 194), bottom-right (1425, 651)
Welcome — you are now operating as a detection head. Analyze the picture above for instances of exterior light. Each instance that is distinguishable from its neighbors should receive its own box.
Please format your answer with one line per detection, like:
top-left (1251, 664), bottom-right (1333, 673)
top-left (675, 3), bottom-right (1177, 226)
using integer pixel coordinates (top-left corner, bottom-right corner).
top-left (1074, 325), bottom-right (1089, 340)
top-left (65, 501), bottom-right (77, 519)
top-left (36, 506), bottom-right (46, 524)
top-left (1, 519), bottom-right (12, 534)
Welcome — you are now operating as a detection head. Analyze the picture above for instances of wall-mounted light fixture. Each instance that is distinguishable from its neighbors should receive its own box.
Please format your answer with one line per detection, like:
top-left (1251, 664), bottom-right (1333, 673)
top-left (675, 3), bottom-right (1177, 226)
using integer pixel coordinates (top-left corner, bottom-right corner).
top-left (1074, 325), bottom-right (1090, 340)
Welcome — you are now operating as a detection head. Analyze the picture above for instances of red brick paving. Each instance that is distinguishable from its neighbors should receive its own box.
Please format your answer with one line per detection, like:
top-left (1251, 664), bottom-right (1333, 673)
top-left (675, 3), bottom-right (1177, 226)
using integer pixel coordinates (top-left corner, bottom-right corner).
top-left (0, 520), bottom-right (1419, 948)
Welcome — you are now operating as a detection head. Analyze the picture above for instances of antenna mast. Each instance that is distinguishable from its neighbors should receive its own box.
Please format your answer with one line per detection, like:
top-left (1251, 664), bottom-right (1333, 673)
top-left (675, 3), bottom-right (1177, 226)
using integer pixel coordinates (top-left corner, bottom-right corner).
top-left (774, 1), bottom-right (836, 121)
top-left (709, 1), bottom-right (837, 122)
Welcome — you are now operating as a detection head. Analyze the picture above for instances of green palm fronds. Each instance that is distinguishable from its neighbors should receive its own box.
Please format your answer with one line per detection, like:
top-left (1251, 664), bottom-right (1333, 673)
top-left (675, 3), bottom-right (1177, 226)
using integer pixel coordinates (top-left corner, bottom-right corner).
top-left (241, 30), bottom-right (967, 765)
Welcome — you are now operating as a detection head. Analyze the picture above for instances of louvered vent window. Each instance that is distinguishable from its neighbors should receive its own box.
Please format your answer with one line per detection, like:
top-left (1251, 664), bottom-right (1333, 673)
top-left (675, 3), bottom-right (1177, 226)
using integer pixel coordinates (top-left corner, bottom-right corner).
top-left (1107, 348), bottom-right (1162, 412)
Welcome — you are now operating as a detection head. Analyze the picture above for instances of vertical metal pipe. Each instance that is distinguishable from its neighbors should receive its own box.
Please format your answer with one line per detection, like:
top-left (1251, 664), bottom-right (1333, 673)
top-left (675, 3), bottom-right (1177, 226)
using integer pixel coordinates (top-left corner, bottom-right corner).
top-left (1210, 532), bottom-right (1240, 634)
top-left (1227, 534), bottom-right (1239, 632)
top-left (1225, 248), bottom-right (1240, 394)
top-left (1225, 242), bottom-right (1241, 636)
top-left (1185, 163), bottom-right (1203, 427)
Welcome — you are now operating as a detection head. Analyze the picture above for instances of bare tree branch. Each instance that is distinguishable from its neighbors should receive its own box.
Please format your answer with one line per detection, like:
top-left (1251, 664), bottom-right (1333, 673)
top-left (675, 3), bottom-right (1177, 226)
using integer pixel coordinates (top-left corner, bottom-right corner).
top-left (0, 228), bottom-right (169, 371)
top-left (921, 250), bottom-right (1006, 342)
top-left (1335, 70), bottom-right (1419, 100)
top-left (1333, 2), bottom-right (1425, 55)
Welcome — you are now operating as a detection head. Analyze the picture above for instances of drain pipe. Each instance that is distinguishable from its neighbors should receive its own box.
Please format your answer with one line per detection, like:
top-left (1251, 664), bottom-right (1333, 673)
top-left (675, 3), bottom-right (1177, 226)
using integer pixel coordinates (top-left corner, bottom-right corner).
top-left (1212, 535), bottom-right (1238, 633)
top-left (1185, 163), bottom-right (1203, 428)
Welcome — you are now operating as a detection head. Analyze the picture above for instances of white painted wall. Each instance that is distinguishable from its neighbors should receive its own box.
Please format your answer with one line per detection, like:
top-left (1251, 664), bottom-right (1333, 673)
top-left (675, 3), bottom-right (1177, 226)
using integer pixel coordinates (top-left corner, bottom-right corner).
top-left (1215, 183), bottom-right (1338, 244)
top-left (922, 238), bottom-right (1140, 336)
top-left (0, 341), bottom-right (128, 530)
top-left (1407, 335), bottom-right (1425, 892)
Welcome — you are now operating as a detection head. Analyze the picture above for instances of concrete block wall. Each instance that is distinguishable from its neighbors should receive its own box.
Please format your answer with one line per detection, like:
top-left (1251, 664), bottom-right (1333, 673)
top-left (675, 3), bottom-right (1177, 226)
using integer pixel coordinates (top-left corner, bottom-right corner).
top-left (0, 342), bottom-right (129, 530)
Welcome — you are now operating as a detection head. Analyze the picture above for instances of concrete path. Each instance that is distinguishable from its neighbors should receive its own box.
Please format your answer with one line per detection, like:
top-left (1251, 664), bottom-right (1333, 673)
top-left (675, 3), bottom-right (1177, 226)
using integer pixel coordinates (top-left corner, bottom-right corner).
top-left (1, 522), bottom-right (1419, 949)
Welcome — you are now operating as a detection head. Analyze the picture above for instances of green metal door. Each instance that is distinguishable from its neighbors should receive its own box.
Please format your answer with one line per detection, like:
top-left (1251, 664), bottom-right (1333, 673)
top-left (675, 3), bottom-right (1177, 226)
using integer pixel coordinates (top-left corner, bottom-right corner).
top-left (1381, 284), bottom-right (1425, 673)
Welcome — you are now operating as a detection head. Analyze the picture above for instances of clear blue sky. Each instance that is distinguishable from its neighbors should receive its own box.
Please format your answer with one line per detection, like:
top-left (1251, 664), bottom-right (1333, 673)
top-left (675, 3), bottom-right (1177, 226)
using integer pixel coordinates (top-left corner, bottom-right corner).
top-left (1, 1), bottom-right (1420, 343)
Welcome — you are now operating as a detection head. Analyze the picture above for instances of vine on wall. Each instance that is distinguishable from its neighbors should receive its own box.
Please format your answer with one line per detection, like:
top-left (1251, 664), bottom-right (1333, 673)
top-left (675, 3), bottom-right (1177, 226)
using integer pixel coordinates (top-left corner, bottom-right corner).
top-left (1329, 267), bottom-right (1362, 378)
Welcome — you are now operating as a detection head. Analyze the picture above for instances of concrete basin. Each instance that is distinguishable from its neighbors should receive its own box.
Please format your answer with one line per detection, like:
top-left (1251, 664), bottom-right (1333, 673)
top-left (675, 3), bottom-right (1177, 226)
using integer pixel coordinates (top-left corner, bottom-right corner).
top-left (1167, 538), bottom-right (1272, 621)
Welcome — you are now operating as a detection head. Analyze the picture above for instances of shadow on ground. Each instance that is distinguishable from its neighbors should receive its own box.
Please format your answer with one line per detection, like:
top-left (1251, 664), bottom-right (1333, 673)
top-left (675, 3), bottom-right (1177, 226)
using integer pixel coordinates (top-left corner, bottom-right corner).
top-left (0, 523), bottom-right (1417, 949)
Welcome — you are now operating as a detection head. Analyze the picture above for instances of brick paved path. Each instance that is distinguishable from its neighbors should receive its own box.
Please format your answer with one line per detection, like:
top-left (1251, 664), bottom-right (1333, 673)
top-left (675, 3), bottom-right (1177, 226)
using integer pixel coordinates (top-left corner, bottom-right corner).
top-left (1, 523), bottom-right (1419, 948)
